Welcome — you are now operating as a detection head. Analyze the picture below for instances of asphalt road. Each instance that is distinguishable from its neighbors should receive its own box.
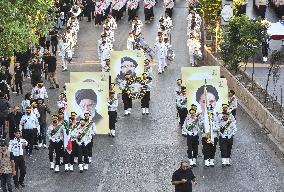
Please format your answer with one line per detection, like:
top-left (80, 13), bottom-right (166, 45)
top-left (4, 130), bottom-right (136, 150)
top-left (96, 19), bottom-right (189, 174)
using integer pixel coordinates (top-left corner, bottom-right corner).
top-left (7, 0), bottom-right (284, 191)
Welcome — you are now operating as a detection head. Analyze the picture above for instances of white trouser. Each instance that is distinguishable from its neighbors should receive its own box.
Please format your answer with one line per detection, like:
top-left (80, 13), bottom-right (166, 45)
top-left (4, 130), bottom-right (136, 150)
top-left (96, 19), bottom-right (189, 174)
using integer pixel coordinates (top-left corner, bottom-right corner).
top-left (61, 56), bottom-right (67, 69)
top-left (189, 52), bottom-right (195, 66)
top-left (157, 57), bottom-right (166, 72)
top-left (100, 58), bottom-right (106, 70)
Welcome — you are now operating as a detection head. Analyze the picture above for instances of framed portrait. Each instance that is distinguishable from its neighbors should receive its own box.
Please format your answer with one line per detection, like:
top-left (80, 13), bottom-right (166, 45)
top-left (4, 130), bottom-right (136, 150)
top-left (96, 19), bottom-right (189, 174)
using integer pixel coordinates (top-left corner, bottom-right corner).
top-left (181, 66), bottom-right (220, 83)
top-left (66, 82), bottom-right (109, 134)
top-left (186, 78), bottom-right (228, 113)
top-left (110, 50), bottom-right (145, 86)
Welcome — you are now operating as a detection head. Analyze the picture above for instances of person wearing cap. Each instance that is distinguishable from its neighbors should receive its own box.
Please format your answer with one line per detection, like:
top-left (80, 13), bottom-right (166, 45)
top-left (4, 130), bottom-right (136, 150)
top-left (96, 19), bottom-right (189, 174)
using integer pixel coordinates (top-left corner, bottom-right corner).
top-left (108, 91), bottom-right (118, 137)
top-left (228, 90), bottom-right (237, 119)
top-left (120, 73), bottom-right (133, 116)
top-left (57, 92), bottom-right (67, 109)
top-left (70, 118), bottom-right (92, 173)
top-left (127, 32), bottom-right (135, 50)
top-left (0, 141), bottom-right (16, 192)
top-left (141, 72), bottom-right (152, 115)
top-left (218, 104), bottom-right (236, 123)
top-left (182, 108), bottom-right (200, 166)
top-left (218, 111), bottom-right (237, 166)
top-left (75, 89), bottom-right (103, 124)
top-left (47, 115), bottom-right (64, 173)
top-left (8, 129), bottom-right (28, 189)
top-left (98, 38), bottom-right (112, 71)
top-left (84, 112), bottom-right (96, 163)
top-left (19, 107), bottom-right (40, 156)
top-left (115, 56), bottom-right (138, 85)
top-left (154, 36), bottom-right (167, 74)
top-left (176, 86), bottom-right (188, 127)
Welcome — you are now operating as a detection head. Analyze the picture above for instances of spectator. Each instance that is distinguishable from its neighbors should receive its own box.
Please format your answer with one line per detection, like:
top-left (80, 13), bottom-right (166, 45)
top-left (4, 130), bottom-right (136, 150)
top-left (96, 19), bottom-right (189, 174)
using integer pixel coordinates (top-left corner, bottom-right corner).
top-left (0, 92), bottom-right (10, 137)
top-left (37, 98), bottom-right (51, 148)
top-left (0, 141), bottom-right (16, 192)
top-left (172, 160), bottom-right (197, 192)
top-left (7, 106), bottom-right (23, 140)
top-left (21, 93), bottom-right (32, 113)
top-left (31, 81), bottom-right (48, 101)
top-left (14, 62), bottom-right (24, 95)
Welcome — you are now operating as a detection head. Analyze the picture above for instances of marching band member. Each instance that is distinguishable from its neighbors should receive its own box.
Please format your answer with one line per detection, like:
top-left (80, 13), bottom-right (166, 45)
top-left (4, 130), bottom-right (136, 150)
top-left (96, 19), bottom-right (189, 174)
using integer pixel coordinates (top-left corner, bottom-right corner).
top-left (47, 115), bottom-right (64, 173)
top-left (84, 112), bottom-right (96, 163)
top-left (187, 32), bottom-right (202, 66)
top-left (176, 86), bottom-right (188, 127)
top-left (154, 36), bottom-right (167, 74)
top-left (164, 37), bottom-right (174, 67)
top-left (144, 0), bottom-right (155, 23)
top-left (164, 0), bottom-right (174, 18)
top-left (144, 59), bottom-right (153, 78)
top-left (58, 37), bottom-right (71, 72)
top-left (182, 108), bottom-right (200, 166)
top-left (71, 118), bottom-right (93, 173)
top-left (120, 73), bottom-right (133, 116)
top-left (108, 91), bottom-right (118, 137)
top-left (141, 72), bottom-right (152, 115)
top-left (200, 111), bottom-right (220, 167)
top-left (98, 39), bottom-right (111, 71)
top-left (127, 32), bottom-right (136, 50)
top-left (132, 16), bottom-right (143, 36)
top-left (95, 1), bottom-right (104, 26)
top-left (228, 90), bottom-right (237, 119)
top-left (218, 112), bottom-right (237, 166)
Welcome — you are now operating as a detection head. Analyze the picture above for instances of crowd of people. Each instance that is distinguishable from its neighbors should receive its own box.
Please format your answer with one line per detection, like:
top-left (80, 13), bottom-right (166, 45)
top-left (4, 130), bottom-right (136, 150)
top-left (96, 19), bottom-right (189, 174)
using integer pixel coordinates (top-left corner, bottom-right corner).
top-left (0, 0), bottom-right (240, 192)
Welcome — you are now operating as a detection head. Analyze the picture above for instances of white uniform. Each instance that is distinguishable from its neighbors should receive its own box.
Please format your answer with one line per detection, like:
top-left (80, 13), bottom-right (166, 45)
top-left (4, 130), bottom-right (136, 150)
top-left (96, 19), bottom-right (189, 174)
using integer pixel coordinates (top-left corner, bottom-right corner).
top-left (154, 41), bottom-right (167, 73)
top-left (31, 86), bottom-right (48, 100)
top-left (98, 43), bottom-right (111, 70)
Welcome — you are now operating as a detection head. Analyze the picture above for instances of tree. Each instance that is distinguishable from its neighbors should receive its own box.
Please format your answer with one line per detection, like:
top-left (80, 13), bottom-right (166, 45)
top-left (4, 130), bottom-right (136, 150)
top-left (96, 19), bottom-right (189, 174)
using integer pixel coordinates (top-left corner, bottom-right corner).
top-left (220, 15), bottom-right (267, 72)
top-left (264, 50), bottom-right (284, 103)
top-left (0, 0), bottom-right (56, 57)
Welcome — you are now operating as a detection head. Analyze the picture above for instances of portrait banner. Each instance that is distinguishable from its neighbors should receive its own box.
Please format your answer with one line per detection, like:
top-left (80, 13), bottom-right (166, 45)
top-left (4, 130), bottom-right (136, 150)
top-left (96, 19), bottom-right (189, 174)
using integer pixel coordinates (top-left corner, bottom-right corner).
top-left (181, 66), bottom-right (220, 83)
top-left (66, 82), bottom-right (109, 134)
top-left (110, 50), bottom-right (145, 86)
top-left (186, 78), bottom-right (228, 114)
top-left (70, 72), bottom-right (109, 85)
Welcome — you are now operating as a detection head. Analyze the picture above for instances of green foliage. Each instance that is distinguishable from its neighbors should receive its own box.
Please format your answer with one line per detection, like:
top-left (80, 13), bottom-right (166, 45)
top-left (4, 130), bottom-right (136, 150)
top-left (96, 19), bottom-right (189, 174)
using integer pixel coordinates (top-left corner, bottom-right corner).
top-left (220, 15), bottom-right (267, 71)
top-left (198, 0), bottom-right (222, 33)
top-left (0, 0), bottom-right (56, 57)
top-left (270, 50), bottom-right (284, 65)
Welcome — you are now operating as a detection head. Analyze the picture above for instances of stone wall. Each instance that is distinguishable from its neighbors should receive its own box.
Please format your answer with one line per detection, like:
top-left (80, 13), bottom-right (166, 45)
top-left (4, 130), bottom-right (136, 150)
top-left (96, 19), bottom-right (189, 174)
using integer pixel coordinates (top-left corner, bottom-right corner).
top-left (203, 47), bottom-right (284, 146)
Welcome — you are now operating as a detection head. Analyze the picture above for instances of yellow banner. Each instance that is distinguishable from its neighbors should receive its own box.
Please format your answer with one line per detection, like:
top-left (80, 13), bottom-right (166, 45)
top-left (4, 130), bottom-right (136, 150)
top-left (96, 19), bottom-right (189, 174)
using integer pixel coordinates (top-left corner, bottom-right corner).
top-left (186, 78), bottom-right (228, 113)
top-left (110, 50), bottom-right (144, 86)
top-left (181, 66), bottom-right (220, 83)
top-left (66, 82), bottom-right (109, 134)
top-left (70, 72), bottom-right (109, 85)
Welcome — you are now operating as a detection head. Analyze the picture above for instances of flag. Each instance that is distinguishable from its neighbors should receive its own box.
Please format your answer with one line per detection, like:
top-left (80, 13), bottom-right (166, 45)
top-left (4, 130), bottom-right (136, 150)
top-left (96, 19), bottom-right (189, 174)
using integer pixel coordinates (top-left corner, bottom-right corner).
top-left (203, 85), bottom-right (210, 133)
top-left (63, 108), bottom-right (72, 154)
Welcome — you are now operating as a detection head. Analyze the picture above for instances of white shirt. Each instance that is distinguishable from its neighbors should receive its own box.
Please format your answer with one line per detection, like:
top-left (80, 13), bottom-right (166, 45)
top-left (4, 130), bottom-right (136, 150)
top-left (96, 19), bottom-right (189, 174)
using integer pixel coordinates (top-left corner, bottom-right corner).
top-left (47, 123), bottom-right (64, 142)
top-left (154, 41), bottom-right (167, 59)
top-left (31, 86), bottom-right (48, 100)
top-left (19, 114), bottom-right (40, 132)
top-left (9, 138), bottom-right (28, 156)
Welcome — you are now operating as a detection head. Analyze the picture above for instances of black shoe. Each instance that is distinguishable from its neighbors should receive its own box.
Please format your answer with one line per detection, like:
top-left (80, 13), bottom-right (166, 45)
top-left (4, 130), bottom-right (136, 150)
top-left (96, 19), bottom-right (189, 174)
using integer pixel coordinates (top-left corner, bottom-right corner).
top-left (49, 86), bottom-right (55, 89)
top-left (56, 84), bottom-right (59, 88)
top-left (34, 146), bottom-right (39, 150)
top-left (80, 170), bottom-right (83, 173)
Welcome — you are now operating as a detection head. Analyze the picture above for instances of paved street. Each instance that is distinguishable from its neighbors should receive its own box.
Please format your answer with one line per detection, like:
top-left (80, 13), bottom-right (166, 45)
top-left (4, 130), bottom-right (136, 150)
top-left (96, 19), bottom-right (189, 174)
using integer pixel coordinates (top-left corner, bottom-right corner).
top-left (8, 1), bottom-right (284, 191)
top-left (246, 0), bottom-right (284, 105)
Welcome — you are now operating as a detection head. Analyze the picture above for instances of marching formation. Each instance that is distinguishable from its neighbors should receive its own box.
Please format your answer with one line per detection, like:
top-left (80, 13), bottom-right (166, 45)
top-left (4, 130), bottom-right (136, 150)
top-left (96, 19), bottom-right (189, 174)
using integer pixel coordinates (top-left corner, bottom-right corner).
top-left (0, 0), bottom-right (247, 191)
top-left (176, 81), bottom-right (238, 167)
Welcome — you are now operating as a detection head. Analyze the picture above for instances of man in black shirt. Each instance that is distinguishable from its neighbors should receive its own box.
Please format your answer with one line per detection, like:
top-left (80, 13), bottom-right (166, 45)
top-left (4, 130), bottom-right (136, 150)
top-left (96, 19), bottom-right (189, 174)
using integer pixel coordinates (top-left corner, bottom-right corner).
top-left (44, 55), bottom-right (59, 89)
top-left (7, 106), bottom-right (23, 139)
top-left (14, 63), bottom-right (23, 95)
top-left (37, 98), bottom-right (51, 148)
top-left (172, 160), bottom-right (197, 192)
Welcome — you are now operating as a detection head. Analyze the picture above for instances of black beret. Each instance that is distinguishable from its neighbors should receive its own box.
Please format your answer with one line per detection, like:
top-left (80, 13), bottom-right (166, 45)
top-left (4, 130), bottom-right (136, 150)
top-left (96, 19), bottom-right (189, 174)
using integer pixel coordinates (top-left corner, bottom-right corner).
top-left (75, 89), bottom-right (97, 105)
